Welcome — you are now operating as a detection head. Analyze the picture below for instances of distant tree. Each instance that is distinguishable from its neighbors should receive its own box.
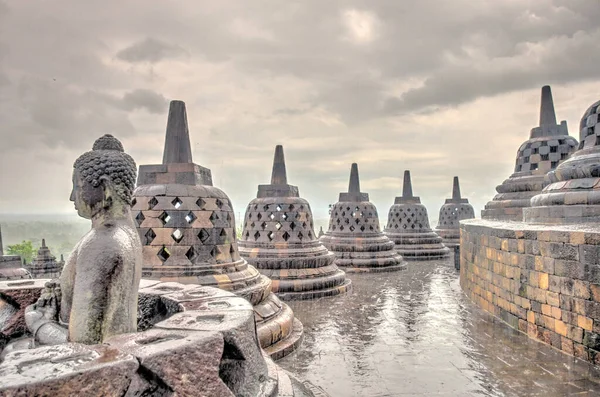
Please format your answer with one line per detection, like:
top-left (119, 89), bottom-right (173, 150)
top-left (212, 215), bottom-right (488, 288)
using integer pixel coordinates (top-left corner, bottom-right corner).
top-left (6, 240), bottom-right (36, 264)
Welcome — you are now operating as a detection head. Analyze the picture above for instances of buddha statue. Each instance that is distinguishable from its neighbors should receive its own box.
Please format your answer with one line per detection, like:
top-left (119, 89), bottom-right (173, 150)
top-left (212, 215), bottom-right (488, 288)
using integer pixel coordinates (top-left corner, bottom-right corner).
top-left (24, 134), bottom-right (142, 345)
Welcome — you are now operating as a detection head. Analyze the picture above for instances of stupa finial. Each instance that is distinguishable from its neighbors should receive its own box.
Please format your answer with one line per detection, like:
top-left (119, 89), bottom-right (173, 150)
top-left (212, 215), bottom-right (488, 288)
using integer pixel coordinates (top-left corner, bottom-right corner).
top-left (271, 145), bottom-right (288, 185)
top-left (452, 176), bottom-right (461, 200)
top-left (162, 100), bottom-right (193, 164)
top-left (0, 224), bottom-right (3, 256)
top-left (348, 163), bottom-right (361, 193)
top-left (402, 170), bottom-right (413, 198)
top-left (539, 85), bottom-right (557, 127)
top-left (41, 238), bottom-right (46, 248)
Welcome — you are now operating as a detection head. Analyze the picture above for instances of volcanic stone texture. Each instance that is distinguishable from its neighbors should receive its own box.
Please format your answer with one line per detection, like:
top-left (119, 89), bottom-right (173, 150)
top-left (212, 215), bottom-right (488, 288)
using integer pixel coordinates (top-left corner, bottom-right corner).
top-left (239, 146), bottom-right (351, 301)
top-left (28, 239), bottom-right (63, 279)
top-left (321, 163), bottom-right (405, 273)
top-left (461, 219), bottom-right (600, 365)
top-left (435, 177), bottom-right (475, 248)
top-left (384, 171), bottom-right (450, 260)
top-left (132, 100), bottom-right (301, 360)
top-left (483, 86), bottom-right (578, 221)
top-left (525, 98), bottom-right (600, 224)
top-left (0, 279), bottom-right (323, 396)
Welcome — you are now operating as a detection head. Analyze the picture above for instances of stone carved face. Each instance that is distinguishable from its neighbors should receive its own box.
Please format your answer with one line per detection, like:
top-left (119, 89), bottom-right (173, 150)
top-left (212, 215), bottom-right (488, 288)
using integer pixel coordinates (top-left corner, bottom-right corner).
top-left (70, 169), bottom-right (113, 219)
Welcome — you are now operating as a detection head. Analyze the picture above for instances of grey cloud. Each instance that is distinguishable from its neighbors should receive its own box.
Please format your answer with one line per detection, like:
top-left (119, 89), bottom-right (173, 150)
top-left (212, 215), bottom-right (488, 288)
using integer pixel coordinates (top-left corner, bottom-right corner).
top-left (121, 89), bottom-right (168, 114)
top-left (116, 38), bottom-right (188, 64)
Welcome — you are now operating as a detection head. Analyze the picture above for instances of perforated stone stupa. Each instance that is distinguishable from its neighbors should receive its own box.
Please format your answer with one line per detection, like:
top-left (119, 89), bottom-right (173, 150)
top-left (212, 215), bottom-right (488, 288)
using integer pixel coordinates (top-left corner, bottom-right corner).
top-left (238, 145), bottom-right (352, 300)
top-left (435, 177), bottom-right (475, 247)
top-left (384, 171), bottom-right (450, 260)
top-left (320, 163), bottom-right (405, 272)
top-left (27, 239), bottom-right (63, 279)
top-left (132, 101), bottom-right (302, 359)
top-left (0, 226), bottom-right (30, 281)
top-left (482, 86), bottom-right (578, 221)
top-left (524, 97), bottom-right (600, 224)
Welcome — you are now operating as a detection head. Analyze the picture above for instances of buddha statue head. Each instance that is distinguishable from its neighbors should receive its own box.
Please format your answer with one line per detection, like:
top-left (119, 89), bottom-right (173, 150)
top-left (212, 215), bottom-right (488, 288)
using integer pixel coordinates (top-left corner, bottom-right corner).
top-left (71, 134), bottom-right (137, 220)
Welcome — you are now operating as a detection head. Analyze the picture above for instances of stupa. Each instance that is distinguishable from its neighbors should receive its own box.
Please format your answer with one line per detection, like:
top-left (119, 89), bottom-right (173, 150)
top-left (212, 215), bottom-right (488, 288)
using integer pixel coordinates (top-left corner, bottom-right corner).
top-left (238, 145), bottom-right (352, 300)
top-left (320, 163), bottom-right (406, 272)
top-left (132, 100), bottom-right (302, 359)
top-left (524, 98), bottom-right (600, 224)
top-left (435, 176), bottom-right (475, 247)
top-left (482, 86), bottom-right (578, 221)
top-left (0, 225), bottom-right (30, 281)
top-left (27, 239), bottom-right (63, 279)
top-left (384, 171), bottom-right (450, 260)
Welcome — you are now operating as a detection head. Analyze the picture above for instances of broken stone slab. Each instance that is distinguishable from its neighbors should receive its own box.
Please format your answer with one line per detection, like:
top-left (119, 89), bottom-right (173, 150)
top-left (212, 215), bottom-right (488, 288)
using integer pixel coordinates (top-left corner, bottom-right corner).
top-left (0, 343), bottom-right (138, 396)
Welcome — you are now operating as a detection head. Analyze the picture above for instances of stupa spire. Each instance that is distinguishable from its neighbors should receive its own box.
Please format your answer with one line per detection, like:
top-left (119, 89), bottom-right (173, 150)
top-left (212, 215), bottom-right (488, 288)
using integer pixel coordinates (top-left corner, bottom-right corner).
top-left (452, 176), bottom-right (461, 200)
top-left (270, 145), bottom-right (288, 185)
top-left (41, 238), bottom-right (46, 248)
top-left (0, 224), bottom-right (3, 256)
top-left (348, 163), bottom-right (361, 193)
top-left (539, 85), bottom-right (557, 127)
top-left (162, 100), bottom-right (193, 164)
top-left (402, 171), bottom-right (413, 198)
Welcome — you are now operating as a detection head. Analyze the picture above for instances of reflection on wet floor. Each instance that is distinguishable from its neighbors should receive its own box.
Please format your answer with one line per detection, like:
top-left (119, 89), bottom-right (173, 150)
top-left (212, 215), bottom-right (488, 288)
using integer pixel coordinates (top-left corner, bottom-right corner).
top-left (277, 260), bottom-right (600, 396)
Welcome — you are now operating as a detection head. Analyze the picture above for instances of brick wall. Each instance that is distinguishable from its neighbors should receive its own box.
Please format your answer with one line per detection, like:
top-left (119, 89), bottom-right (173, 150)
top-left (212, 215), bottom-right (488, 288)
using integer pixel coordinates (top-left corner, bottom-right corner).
top-left (460, 219), bottom-right (600, 364)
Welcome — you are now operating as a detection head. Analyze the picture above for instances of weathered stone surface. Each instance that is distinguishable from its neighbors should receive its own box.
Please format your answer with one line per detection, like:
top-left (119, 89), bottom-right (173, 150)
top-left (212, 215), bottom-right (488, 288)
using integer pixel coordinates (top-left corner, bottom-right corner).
top-left (483, 86), bottom-right (578, 221)
top-left (239, 145), bottom-right (351, 304)
top-left (435, 176), bottom-right (475, 247)
top-left (0, 343), bottom-right (139, 396)
top-left (384, 171), bottom-right (450, 260)
top-left (0, 227), bottom-right (31, 281)
top-left (321, 164), bottom-right (405, 272)
top-left (0, 279), bottom-right (45, 342)
top-left (133, 102), bottom-right (301, 359)
top-left (460, 218), bottom-right (600, 363)
top-left (525, 97), bottom-right (600, 224)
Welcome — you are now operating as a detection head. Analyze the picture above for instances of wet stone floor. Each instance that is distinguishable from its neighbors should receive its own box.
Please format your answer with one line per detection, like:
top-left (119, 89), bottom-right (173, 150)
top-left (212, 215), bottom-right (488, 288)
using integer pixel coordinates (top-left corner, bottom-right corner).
top-left (277, 260), bottom-right (600, 396)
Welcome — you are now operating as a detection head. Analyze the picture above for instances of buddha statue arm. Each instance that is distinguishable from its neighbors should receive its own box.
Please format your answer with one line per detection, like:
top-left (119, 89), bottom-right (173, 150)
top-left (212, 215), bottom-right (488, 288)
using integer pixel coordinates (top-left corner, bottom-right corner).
top-left (68, 237), bottom-right (122, 344)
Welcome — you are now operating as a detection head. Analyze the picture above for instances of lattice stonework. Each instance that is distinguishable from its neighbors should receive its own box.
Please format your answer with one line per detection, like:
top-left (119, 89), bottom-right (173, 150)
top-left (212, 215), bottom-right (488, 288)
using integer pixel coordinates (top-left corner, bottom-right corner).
top-left (242, 201), bottom-right (315, 243)
top-left (386, 206), bottom-right (430, 231)
top-left (514, 137), bottom-right (577, 174)
top-left (327, 203), bottom-right (381, 234)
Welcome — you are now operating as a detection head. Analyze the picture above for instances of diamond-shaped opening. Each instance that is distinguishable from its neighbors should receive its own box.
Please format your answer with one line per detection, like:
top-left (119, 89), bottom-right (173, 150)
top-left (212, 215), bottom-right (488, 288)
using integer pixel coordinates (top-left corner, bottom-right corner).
top-left (276, 205), bottom-right (282, 212)
top-left (298, 231), bottom-right (304, 240)
top-left (216, 199), bottom-right (223, 209)
top-left (144, 229), bottom-right (156, 244)
top-left (295, 212), bottom-right (301, 219)
top-left (289, 204), bottom-right (295, 211)
top-left (302, 222), bottom-right (307, 228)
top-left (261, 222), bottom-right (267, 230)
top-left (290, 222), bottom-right (296, 230)
top-left (332, 225), bottom-right (336, 231)
top-left (257, 213), bottom-right (263, 220)
top-left (269, 213), bottom-right (275, 220)
top-left (220, 229), bottom-right (227, 238)
top-left (171, 229), bottom-right (184, 243)
top-left (360, 225), bottom-right (366, 232)
top-left (159, 212), bottom-right (171, 225)
top-left (340, 226), bottom-right (344, 231)
top-left (349, 225), bottom-right (355, 232)
top-left (282, 231), bottom-right (290, 241)
top-left (250, 222), bottom-right (256, 228)
top-left (210, 247), bottom-right (217, 258)
top-left (245, 231), bottom-right (250, 239)
top-left (254, 231), bottom-right (261, 241)
top-left (230, 244), bottom-right (236, 255)
top-left (226, 213), bottom-right (232, 222)
top-left (196, 198), bottom-right (206, 209)
top-left (157, 247), bottom-right (171, 262)
top-left (254, 204), bottom-right (259, 210)
top-left (369, 225), bottom-right (374, 231)
top-left (185, 246), bottom-right (197, 262)
top-left (275, 222), bottom-right (282, 230)
top-left (268, 231), bottom-right (275, 241)
top-left (172, 197), bottom-right (183, 209)
top-left (185, 212), bottom-right (197, 224)
top-left (300, 205), bottom-right (305, 210)
top-left (135, 212), bottom-right (146, 227)
top-left (355, 218), bottom-right (360, 224)
top-left (131, 198), bottom-right (137, 207)
top-left (209, 212), bottom-right (219, 222)
top-left (148, 197), bottom-right (159, 209)
top-left (308, 231), bottom-right (312, 239)
top-left (198, 229), bottom-right (210, 243)
top-left (282, 212), bottom-right (288, 220)
top-left (263, 204), bottom-right (270, 211)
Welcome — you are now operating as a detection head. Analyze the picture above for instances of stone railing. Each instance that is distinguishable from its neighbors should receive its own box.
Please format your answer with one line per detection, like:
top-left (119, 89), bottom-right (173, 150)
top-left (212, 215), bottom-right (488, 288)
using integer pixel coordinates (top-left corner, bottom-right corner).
top-left (460, 219), bottom-right (600, 363)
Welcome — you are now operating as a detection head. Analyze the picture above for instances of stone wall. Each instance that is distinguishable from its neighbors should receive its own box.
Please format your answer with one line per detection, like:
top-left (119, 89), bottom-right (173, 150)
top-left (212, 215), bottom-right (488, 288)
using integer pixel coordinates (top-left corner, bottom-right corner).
top-left (460, 219), bottom-right (600, 364)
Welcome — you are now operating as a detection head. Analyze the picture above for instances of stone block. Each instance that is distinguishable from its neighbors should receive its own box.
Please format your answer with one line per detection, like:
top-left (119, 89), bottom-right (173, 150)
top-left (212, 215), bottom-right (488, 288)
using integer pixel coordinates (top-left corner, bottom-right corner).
top-left (578, 315), bottom-right (593, 331)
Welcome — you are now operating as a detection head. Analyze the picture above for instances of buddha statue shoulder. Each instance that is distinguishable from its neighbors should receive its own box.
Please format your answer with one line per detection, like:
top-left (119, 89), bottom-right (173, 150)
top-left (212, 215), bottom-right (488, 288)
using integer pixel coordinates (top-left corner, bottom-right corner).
top-left (25, 135), bottom-right (142, 345)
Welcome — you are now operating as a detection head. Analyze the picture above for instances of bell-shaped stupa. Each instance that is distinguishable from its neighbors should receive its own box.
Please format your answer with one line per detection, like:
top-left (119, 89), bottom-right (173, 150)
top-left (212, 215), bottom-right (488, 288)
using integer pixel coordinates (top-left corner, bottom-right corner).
top-left (238, 145), bottom-right (352, 300)
top-left (435, 177), bottom-right (475, 247)
top-left (384, 171), bottom-right (450, 260)
top-left (524, 98), bottom-right (600, 224)
top-left (482, 86), bottom-right (578, 221)
top-left (320, 163), bottom-right (406, 272)
top-left (132, 101), bottom-right (302, 359)
top-left (27, 239), bottom-right (63, 279)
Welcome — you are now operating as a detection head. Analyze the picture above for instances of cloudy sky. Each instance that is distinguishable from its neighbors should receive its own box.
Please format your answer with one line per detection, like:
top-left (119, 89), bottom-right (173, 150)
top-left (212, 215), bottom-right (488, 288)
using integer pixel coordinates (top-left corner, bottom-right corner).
top-left (1, 0), bottom-right (600, 226)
